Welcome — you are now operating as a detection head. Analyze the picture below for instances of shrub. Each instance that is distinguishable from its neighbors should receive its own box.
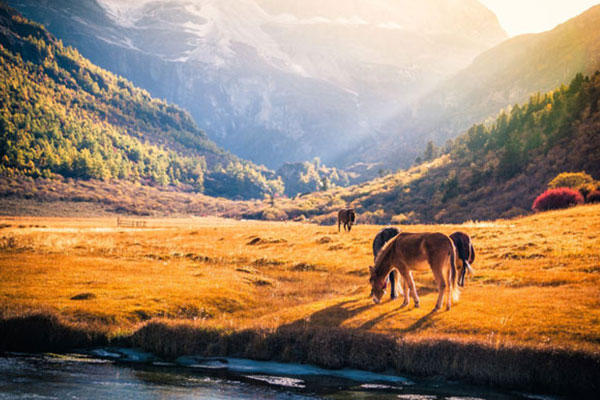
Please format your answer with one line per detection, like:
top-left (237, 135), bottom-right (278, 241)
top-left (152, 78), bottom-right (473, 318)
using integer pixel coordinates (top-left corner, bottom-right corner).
top-left (532, 188), bottom-right (584, 212)
top-left (548, 172), bottom-right (594, 189)
top-left (261, 207), bottom-right (288, 221)
top-left (312, 211), bottom-right (338, 226)
top-left (586, 190), bottom-right (600, 204)
top-left (391, 211), bottom-right (418, 225)
top-left (360, 209), bottom-right (388, 224)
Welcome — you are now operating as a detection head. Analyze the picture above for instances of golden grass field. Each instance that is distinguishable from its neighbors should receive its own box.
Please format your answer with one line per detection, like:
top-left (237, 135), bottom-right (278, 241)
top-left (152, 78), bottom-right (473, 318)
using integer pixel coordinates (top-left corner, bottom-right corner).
top-left (1, 204), bottom-right (599, 357)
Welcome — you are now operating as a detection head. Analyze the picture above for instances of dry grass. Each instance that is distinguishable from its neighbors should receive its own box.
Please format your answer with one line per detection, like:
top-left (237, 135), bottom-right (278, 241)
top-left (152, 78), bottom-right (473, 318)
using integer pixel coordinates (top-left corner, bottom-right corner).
top-left (1, 206), bottom-right (599, 393)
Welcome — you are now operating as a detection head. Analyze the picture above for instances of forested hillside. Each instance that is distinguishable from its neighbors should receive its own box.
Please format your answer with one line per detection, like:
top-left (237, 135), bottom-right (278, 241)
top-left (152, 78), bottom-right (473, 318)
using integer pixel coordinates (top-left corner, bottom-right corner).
top-left (276, 160), bottom-right (352, 197)
top-left (0, 3), bottom-right (282, 199)
top-left (342, 4), bottom-right (600, 174)
top-left (272, 72), bottom-right (600, 223)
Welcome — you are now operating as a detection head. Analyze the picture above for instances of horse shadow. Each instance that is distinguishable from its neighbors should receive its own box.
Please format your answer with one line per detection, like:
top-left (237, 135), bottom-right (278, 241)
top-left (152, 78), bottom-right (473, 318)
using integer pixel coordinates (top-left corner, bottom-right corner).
top-left (281, 299), bottom-right (372, 330)
top-left (278, 290), bottom-right (439, 333)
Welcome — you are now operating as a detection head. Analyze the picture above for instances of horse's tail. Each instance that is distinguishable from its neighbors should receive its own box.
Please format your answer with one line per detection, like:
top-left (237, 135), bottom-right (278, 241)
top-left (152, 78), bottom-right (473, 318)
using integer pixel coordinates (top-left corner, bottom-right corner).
top-left (463, 241), bottom-right (475, 277)
top-left (454, 236), bottom-right (474, 286)
top-left (449, 245), bottom-right (460, 303)
top-left (469, 242), bottom-right (476, 264)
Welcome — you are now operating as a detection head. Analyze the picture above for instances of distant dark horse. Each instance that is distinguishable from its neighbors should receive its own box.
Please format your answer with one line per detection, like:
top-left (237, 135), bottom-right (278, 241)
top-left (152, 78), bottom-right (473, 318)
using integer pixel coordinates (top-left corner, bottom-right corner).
top-left (372, 227), bottom-right (403, 299)
top-left (337, 208), bottom-right (356, 232)
top-left (449, 231), bottom-right (475, 287)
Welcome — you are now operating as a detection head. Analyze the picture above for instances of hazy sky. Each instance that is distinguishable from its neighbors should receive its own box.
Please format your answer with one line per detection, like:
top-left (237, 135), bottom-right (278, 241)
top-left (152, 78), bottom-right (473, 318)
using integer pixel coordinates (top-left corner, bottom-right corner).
top-left (480, 0), bottom-right (599, 36)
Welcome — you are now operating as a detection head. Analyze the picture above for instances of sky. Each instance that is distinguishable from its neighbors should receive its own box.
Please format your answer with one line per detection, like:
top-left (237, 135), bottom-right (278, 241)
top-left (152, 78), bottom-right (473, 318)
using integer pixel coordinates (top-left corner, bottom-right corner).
top-left (479, 0), bottom-right (600, 36)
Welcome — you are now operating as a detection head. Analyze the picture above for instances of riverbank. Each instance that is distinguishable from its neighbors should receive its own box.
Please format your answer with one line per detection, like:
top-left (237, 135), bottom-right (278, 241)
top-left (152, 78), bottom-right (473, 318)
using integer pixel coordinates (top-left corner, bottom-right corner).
top-left (1, 313), bottom-right (598, 397)
top-left (1, 208), bottom-right (599, 396)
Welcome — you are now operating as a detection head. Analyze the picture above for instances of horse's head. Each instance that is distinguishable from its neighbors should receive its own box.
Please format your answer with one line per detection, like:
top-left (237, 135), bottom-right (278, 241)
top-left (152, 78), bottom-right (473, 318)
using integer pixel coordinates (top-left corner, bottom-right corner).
top-left (369, 266), bottom-right (386, 304)
top-left (349, 209), bottom-right (356, 224)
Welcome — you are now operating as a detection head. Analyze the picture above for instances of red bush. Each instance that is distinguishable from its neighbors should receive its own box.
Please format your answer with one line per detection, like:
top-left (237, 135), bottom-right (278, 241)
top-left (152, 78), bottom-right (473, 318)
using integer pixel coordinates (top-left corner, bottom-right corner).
top-left (532, 188), bottom-right (584, 212)
top-left (586, 190), bottom-right (600, 204)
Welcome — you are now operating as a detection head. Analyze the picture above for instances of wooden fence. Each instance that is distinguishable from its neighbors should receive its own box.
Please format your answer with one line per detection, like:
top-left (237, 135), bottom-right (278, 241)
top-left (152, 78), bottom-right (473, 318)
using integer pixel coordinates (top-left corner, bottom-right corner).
top-left (117, 217), bottom-right (147, 228)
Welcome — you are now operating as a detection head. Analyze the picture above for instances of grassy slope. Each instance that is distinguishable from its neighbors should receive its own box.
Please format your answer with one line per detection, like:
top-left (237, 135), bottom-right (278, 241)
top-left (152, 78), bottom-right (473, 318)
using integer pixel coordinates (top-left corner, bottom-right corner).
top-left (1, 205), bottom-right (598, 352)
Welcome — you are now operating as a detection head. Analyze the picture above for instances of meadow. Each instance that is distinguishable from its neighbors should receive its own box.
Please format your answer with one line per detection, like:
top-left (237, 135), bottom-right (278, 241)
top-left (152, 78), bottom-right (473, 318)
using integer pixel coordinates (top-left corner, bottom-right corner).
top-left (1, 205), bottom-right (600, 394)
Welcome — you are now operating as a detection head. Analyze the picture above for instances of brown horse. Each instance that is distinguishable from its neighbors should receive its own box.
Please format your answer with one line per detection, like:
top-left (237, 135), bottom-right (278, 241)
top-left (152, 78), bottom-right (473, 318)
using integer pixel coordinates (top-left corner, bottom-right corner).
top-left (338, 208), bottom-right (356, 232)
top-left (386, 230), bottom-right (476, 295)
top-left (449, 231), bottom-right (475, 287)
top-left (369, 232), bottom-right (459, 311)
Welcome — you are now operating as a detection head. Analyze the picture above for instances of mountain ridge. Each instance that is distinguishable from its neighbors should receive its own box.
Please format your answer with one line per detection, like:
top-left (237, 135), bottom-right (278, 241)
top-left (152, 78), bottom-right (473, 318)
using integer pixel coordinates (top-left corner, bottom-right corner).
top-left (7, 0), bottom-right (506, 168)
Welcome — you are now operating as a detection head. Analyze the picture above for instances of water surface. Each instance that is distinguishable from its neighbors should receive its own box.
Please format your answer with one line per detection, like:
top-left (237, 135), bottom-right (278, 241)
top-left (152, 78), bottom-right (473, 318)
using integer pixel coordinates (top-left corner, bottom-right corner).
top-left (0, 352), bottom-right (554, 400)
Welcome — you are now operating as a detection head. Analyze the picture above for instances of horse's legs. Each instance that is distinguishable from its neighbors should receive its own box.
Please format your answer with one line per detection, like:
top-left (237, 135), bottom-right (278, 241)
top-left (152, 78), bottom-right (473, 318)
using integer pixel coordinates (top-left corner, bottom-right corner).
top-left (395, 267), bottom-right (410, 307)
top-left (445, 257), bottom-right (453, 311)
top-left (400, 269), bottom-right (419, 308)
top-left (402, 276), bottom-right (409, 302)
top-left (338, 220), bottom-right (341, 232)
top-left (431, 267), bottom-right (446, 312)
top-left (429, 251), bottom-right (452, 312)
top-left (389, 270), bottom-right (398, 300)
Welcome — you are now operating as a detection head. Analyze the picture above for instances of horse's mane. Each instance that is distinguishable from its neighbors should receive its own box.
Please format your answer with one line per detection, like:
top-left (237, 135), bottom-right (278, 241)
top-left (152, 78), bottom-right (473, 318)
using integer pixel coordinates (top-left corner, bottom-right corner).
top-left (373, 232), bottom-right (400, 269)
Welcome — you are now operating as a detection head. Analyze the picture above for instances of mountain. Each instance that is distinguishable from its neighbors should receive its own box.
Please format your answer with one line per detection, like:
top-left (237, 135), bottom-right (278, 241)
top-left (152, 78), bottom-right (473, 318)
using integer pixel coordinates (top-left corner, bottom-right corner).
top-left (0, 3), bottom-right (282, 199)
top-left (345, 4), bottom-right (600, 172)
top-left (6, 0), bottom-right (506, 168)
top-left (274, 72), bottom-right (600, 223)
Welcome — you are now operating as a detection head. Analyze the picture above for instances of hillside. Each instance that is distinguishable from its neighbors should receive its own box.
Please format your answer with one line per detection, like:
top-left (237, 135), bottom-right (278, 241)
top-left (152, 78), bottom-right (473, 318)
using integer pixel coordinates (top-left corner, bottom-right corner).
top-left (3, 73), bottom-right (599, 221)
top-left (7, 0), bottom-right (506, 169)
top-left (0, 3), bottom-right (282, 199)
top-left (344, 4), bottom-right (600, 172)
top-left (272, 72), bottom-right (600, 223)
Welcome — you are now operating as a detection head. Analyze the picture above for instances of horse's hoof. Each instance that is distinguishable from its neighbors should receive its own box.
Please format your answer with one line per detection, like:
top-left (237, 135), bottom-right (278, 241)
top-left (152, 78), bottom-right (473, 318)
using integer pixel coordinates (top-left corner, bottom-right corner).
top-left (400, 301), bottom-right (409, 308)
top-left (432, 306), bottom-right (440, 312)
top-left (390, 293), bottom-right (399, 300)
top-left (445, 306), bottom-right (451, 311)
top-left (414, 303), bottom-right (420, 309)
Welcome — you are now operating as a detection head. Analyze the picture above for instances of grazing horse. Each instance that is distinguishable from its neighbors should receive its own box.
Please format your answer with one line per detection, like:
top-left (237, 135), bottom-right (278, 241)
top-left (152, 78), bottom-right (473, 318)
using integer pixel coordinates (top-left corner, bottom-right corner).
top-left (369, 232), bottom-right (459, 311)
top-left (449, 231), bottom-right (475, 287)
top-left (372, 227), bottom-right (405, 300)
top-left (337, 208), bottom-right (356, 232)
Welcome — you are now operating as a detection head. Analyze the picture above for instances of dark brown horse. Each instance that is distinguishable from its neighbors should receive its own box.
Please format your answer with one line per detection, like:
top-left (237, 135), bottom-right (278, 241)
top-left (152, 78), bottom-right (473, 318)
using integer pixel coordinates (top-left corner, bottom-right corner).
top-left (338, 208), bottom-right (356, 232)
top-left (369, 232), bottom-right (459, 311)
top-left (449, 231), bottom-right (475, 287)
top-left (372, 227), bottom-right (404, 299)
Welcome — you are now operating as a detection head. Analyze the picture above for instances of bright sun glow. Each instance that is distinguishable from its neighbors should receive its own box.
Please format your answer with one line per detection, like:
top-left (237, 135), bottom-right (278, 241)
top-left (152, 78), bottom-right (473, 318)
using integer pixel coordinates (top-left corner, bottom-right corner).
top-left (480, 0), bottom-right (600, 36)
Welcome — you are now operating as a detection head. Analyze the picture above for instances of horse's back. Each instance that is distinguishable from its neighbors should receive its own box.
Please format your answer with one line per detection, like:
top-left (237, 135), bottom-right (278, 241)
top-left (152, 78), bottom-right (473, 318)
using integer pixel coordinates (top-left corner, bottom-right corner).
top-left (395, 232), bottom-right (453, 265)
top-left (372, 227), bottom-right (400, 258)
top-left (338, 208), bottom-right (350, 221)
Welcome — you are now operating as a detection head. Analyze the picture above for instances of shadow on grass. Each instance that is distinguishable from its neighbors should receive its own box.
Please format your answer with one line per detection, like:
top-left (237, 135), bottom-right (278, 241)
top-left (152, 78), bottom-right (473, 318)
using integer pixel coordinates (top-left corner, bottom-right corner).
top-left (282, 300), bottom-right (372, 330)
top-left (280, 285), bottom-right (440, 333)
top-left (358, 305), bottom-right (438, 331)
